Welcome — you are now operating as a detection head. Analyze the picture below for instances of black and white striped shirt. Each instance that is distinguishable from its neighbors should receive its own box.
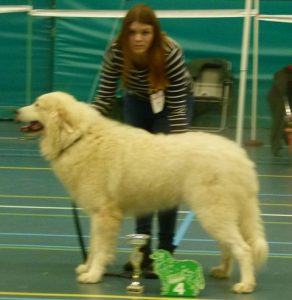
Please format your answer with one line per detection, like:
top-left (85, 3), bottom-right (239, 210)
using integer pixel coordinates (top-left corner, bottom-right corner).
top-left (92, 36), bottom-right (193, 133)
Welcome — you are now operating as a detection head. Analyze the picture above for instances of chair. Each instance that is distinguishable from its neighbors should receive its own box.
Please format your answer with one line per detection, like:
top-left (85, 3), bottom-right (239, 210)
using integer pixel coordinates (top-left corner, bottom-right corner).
top-left (187, 58), bottom-right (233, 132)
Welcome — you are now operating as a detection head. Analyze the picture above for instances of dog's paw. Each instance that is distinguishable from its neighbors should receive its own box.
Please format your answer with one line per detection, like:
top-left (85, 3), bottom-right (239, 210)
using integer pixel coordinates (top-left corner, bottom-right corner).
top-left (210, 266), bottom-right (230, 279)
top-left (75, 264), bottom-right (88, 275)
top-left (77, 271), bottom-right (103, 284)
top-left (232, 282), bottom-right (255, 294)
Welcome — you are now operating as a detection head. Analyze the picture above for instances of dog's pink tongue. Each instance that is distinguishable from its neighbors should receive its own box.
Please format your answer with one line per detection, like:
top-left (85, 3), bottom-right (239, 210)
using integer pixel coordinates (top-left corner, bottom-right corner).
top-left (21, 121), bottom-right (43, 132)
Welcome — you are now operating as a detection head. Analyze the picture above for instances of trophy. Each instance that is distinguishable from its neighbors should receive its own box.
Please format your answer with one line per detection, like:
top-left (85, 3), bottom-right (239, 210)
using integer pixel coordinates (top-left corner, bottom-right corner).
top-left (126, 233), bottom-right (150, 293)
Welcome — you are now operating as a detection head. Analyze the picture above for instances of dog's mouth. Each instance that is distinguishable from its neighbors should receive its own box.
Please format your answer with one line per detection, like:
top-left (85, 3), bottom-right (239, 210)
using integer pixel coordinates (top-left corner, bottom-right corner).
top-left (20, 121), bottom-right (44, 133)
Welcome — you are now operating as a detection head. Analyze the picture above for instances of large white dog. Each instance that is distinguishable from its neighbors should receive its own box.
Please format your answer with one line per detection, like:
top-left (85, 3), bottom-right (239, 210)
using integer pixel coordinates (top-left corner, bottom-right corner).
top-left (16, 92), bottom-right (268, 293)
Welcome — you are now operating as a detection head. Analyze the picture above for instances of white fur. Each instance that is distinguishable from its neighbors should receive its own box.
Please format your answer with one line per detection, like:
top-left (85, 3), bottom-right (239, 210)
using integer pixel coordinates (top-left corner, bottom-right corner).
top-left (16, 92), bottom-right (268, 293)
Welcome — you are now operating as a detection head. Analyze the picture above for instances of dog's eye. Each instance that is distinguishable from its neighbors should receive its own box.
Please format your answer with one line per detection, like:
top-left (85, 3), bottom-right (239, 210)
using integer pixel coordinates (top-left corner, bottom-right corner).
top-left (35, 103), bottom-right (39, 107)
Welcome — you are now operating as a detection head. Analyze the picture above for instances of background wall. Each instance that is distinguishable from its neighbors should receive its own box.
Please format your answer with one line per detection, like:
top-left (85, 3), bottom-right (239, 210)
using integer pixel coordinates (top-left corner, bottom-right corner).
top-left (0, 0), bottom-right (292, 130)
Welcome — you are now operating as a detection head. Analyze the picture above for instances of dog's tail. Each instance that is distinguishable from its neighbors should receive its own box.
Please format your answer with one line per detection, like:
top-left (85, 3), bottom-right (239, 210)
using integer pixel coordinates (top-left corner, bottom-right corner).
top-left (240, 198), bottom-right (269, 269)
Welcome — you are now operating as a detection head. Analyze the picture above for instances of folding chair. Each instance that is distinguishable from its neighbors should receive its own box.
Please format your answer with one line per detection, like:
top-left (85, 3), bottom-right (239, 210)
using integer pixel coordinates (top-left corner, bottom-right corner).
top-left (187, 58), bottom-right (233, 132)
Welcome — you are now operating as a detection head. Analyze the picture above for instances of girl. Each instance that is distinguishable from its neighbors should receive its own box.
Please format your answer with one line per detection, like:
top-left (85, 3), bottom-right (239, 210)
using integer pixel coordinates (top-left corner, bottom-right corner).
top-left (92, 3), bottom-right (193, 277)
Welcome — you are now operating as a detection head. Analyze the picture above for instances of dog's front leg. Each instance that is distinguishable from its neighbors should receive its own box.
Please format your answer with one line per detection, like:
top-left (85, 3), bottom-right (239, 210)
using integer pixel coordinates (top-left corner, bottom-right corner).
top-left (76, 208), bottom-right (123, 284)
top-left (75, 248), bottom-right (93, 275)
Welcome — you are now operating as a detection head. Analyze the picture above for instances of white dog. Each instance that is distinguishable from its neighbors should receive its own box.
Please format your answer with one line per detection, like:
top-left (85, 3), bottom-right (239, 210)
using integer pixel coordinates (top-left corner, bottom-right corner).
top-left (16, 92), bottom-right (268, 293)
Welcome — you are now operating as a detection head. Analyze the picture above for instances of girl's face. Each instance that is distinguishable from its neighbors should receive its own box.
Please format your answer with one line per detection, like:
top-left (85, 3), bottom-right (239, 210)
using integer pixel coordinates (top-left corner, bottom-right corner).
top-left (128, 22), bottom-right (154, 55)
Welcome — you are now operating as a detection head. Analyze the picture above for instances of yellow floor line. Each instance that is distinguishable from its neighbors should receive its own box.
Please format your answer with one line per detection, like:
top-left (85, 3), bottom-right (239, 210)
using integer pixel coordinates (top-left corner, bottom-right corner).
top-left (0, 194), bottom-right (292, 206)
top-left (0, 166), bottom-right (51, 171)
top-left (1, 165), bottom-right (292, 178)
top-left (0, 291), bottom-right (221, 300)
top-left (0, 194), bottom-right (70, 200)
top-left (259, 174), bottom-right (292, 178)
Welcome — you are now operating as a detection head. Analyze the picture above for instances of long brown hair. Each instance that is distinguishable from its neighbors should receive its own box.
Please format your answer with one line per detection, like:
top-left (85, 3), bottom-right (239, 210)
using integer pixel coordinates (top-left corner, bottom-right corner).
top-left (116, 4), bottom-right (168, 91)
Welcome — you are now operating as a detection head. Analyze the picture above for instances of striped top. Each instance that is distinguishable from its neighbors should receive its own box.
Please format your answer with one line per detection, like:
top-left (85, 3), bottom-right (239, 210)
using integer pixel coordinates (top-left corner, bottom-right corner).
top-left (92, 36), bottom-right (193, 133)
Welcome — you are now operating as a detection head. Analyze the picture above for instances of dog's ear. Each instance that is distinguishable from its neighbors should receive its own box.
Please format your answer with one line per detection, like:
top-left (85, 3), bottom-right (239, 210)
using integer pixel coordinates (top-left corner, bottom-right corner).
top-left (45, 109), bottom-right (74, 137)
top-left (40, 107), bottom-right (82, 160)
top-left (53, 108), bottom-right (75, 134)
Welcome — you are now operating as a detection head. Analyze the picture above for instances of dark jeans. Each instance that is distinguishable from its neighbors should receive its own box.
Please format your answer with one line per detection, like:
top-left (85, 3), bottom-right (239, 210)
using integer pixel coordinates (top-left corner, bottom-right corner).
top-left (123, 91), bottom-right (193, 252)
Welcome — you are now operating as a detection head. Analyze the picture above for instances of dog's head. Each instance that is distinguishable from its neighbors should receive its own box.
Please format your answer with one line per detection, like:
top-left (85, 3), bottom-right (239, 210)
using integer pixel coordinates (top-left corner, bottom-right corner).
top-left (16, 91), bottom-right (96, 160)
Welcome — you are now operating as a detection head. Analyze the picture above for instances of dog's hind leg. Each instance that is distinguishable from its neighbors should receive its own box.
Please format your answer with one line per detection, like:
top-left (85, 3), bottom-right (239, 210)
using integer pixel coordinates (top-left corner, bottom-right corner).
top-left (210, 242), bottom-right (233, 279)
top-left (228, 235), bottom-right (255, 293)
top-left (215, 232), bottom-right (255, 293)
top-left (196, 214), bottom-right (256, 293)
top-left (76, 208), bottom-right (123, 284)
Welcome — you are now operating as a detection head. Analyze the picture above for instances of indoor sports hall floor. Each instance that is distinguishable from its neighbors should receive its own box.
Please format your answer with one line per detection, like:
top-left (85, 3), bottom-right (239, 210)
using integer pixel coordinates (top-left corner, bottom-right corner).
top-left (0, 120), bottom-right (291, 300)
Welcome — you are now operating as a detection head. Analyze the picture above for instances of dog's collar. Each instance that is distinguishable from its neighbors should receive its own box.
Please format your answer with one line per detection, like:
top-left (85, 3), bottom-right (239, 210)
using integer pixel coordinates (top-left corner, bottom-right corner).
top-left (57, 135), bottom-right (83, 159)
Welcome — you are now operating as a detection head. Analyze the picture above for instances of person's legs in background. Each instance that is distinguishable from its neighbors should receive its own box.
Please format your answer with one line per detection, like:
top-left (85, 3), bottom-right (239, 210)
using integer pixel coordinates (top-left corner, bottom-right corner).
top-left (123, 92), bottom-right (155, 273)
top-left (150, 94), bottom-right (194, 254)
top-left (157, 208), bottom-right (177, 253)
top-left (122, 92), bottom-right (194, 276)
top-left (140, 93), bottom-right (194, 259)
top-left (151, 107), bottom-right (177, 251)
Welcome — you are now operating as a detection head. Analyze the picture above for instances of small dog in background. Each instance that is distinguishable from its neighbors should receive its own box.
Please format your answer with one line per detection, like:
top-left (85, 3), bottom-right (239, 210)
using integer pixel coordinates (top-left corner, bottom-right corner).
top-left (15, 92), bottom-right (268, 293)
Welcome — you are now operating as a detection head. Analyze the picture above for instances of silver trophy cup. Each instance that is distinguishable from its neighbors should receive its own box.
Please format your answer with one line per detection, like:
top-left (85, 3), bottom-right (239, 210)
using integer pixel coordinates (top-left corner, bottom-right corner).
top-left (126, 233), bottom-right (150, 293)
